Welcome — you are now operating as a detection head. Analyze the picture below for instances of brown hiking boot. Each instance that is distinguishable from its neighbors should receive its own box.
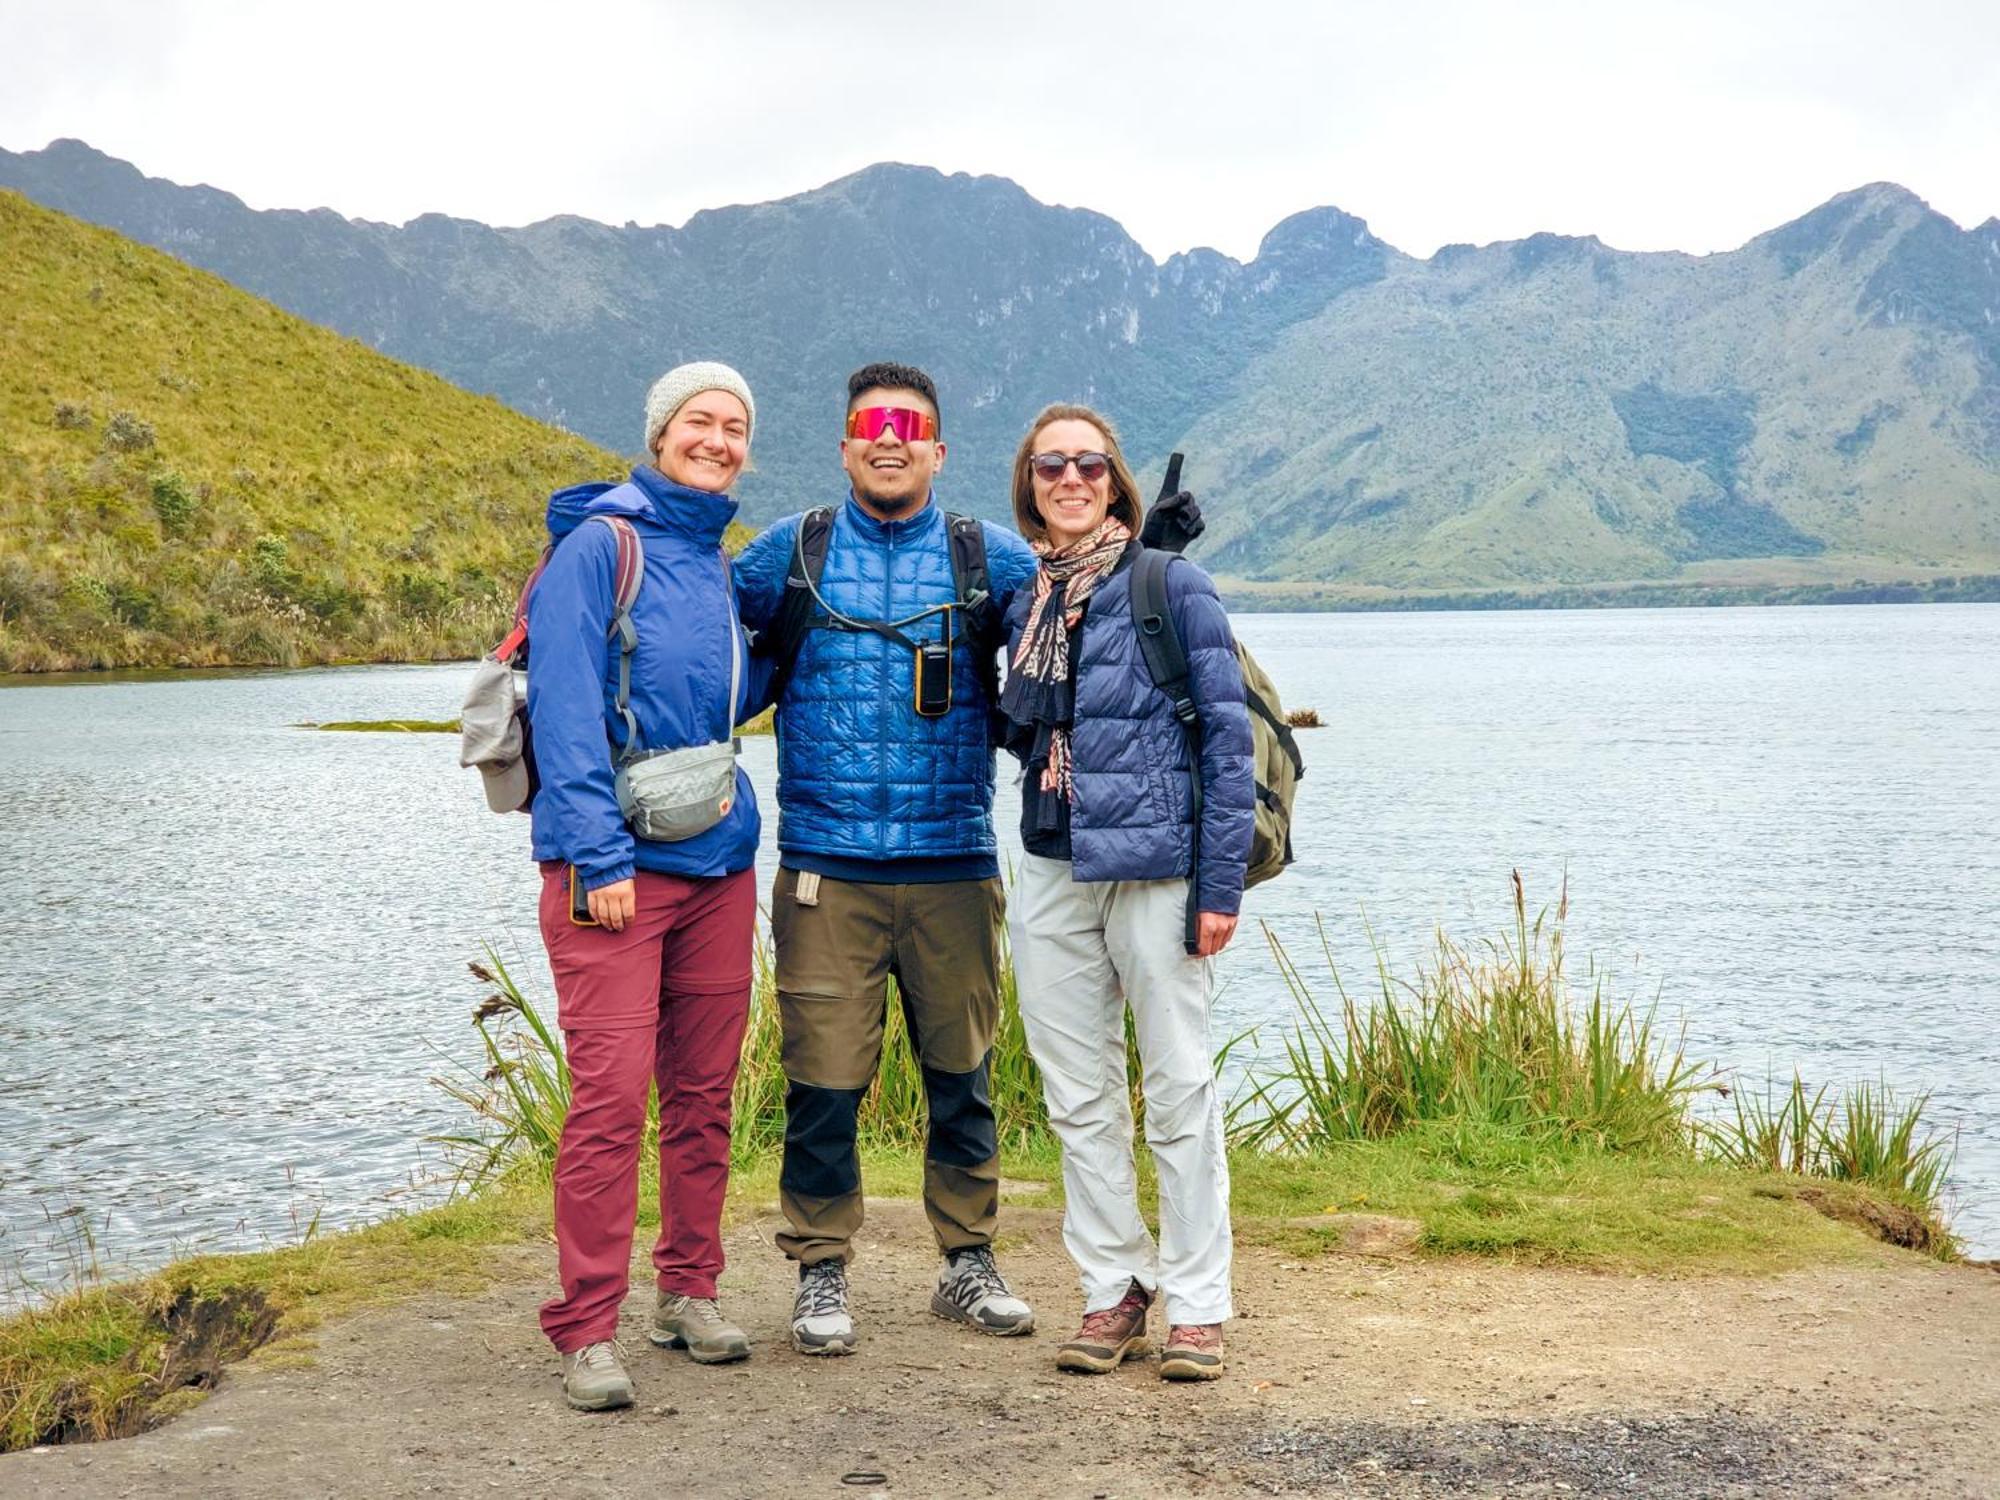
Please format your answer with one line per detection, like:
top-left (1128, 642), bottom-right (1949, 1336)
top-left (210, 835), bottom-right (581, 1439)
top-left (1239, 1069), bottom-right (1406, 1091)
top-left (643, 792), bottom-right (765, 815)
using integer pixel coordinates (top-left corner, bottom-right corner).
top-left (1160, 1323), bottom-right (1224, 1381)
top-left (1055, 1280), bottom-right (1151, 1374)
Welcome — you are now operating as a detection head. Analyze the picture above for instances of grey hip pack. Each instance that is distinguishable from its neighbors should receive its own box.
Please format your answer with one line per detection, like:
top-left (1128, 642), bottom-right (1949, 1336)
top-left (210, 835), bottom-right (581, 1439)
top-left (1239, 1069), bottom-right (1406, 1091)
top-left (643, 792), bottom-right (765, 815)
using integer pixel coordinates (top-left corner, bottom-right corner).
top-left (614, 574), bottom-right (743, 843)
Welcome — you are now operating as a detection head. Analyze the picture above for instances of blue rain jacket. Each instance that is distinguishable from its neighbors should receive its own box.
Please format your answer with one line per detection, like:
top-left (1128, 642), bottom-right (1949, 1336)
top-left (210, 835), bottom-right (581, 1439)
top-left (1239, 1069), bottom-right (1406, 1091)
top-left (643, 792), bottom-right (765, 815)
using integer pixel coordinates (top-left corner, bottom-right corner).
top-left (733, 495), bottom-right (1037, 871)
top-left (527, 465), bottom-right (767, 888)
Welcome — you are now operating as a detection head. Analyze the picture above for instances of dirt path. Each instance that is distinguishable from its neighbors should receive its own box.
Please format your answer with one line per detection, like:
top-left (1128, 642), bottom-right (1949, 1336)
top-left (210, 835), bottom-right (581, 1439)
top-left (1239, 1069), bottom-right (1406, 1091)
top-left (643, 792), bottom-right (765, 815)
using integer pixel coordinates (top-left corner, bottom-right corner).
top-left (7, 1200), bottom-right (1998, 1498)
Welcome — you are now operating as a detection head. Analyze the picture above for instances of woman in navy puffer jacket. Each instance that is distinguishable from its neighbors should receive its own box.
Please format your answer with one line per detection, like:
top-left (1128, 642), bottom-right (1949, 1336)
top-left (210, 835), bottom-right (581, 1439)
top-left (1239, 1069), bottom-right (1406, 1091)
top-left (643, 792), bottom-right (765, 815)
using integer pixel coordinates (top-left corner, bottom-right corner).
top-left (525, 362), bottom-right (769, 1412)
top-left (999, 402), bottom-right (1253, 1385)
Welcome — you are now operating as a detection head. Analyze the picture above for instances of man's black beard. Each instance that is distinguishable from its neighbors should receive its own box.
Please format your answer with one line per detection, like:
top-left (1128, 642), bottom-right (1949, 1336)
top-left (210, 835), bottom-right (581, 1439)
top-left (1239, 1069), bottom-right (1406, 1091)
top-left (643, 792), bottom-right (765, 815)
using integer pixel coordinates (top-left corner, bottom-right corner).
top-left (857, 484), bottom-right (925, 515)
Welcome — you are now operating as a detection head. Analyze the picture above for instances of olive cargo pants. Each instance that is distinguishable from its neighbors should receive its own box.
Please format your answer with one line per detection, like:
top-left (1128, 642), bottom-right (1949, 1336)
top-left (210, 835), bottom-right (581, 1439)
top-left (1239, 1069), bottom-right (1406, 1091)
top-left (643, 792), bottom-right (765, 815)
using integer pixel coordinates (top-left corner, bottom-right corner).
top-left (771, 868), bottom-right (1004, 1265)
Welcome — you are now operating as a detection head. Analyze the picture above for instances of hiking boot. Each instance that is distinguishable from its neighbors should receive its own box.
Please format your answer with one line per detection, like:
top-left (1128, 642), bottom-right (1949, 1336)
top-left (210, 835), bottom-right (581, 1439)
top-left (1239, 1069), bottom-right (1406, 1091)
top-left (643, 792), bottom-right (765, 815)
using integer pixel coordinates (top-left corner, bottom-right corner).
top-left (1160, 1323), bottom-right (1225, 1381)
top-left (649, 1292), bottom-right (750, 1364)
top-left (791, 1259), bottom-right (857, 1356)
top-left (1055, 1280), bottom-right (1151, 1374)
top-left (931, 1245), bottom-right (1035, 1336)
top-left (560, 1339), bottom-right (634, 1410)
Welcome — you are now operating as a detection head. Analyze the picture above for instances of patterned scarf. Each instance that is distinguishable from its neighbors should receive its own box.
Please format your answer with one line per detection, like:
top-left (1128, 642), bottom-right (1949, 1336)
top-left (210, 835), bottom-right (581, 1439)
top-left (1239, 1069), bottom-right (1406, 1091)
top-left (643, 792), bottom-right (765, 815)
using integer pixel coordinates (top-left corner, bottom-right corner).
top-left (999, 516), bottom-right (1132, 800)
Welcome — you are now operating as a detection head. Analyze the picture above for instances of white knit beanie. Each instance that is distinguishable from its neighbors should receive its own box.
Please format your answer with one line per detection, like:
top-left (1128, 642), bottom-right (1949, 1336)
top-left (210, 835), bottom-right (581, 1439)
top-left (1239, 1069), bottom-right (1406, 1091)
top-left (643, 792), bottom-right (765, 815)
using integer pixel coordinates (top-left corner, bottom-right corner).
top-left (643, 361), bottom-right (755, 454)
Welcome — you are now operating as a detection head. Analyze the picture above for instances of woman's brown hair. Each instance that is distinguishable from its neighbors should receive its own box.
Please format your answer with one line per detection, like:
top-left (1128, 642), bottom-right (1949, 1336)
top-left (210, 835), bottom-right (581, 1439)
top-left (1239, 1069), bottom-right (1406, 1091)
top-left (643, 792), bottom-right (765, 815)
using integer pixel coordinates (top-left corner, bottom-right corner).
top-left (1009, 402), bottom-right (1146, 545)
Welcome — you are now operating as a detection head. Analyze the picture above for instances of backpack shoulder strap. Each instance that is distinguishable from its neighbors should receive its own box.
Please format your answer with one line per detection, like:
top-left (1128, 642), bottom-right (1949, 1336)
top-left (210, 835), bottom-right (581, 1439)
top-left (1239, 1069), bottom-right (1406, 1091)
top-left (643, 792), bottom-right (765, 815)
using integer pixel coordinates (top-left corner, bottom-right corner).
top-left (1130, 544), bottom-right (1204, 954)
top-left (944, 512), bottom-right (992, 613)
top-left (944, 512), bottom-right (1002, 708)
top-left (588, 515), bottom-right (645, 760)
top-left (796, 506), bottom-right (835, 585)
top-left (766, 507), bottom-right (834, 706)
top-left (1130, 546), bottom-right (1196, 728)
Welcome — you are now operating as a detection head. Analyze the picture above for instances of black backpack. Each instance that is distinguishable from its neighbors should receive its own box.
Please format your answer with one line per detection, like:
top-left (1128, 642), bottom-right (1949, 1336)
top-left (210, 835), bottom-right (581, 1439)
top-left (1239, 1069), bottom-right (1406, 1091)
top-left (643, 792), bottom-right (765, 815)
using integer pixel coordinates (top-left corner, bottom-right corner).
top-left (762, 507), bottom-right (1005, 718)
top-left (1129, 543), bottom-right (1305, 951)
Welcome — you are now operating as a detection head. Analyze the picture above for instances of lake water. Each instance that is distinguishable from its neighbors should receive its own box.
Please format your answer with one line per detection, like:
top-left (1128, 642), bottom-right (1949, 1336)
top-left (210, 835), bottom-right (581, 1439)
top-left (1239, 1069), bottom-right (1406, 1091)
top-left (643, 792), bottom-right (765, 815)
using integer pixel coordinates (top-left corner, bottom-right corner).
top-left (2, 605), bottom-right (1996, 1301)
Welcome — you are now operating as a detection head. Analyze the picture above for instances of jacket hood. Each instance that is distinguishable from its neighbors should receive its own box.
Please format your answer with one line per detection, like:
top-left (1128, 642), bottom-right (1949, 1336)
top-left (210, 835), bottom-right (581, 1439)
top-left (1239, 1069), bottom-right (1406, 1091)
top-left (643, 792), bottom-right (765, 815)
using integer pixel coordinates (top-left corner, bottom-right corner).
top-left (546, 481), bottom-right (619, 541)
top-left (545, 467), bottom-right (739, 548)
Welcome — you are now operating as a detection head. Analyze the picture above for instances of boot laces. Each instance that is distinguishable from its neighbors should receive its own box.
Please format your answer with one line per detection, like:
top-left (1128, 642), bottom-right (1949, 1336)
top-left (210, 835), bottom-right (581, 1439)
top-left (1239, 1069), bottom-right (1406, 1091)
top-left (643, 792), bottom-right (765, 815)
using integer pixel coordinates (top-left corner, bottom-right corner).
top-left (949, 1246), bottom-right (1010, 1300)
top-left (1078, 1284), bottom-right (1148, 1340)
top-left (798, 1261), bottom-right (848, 1318)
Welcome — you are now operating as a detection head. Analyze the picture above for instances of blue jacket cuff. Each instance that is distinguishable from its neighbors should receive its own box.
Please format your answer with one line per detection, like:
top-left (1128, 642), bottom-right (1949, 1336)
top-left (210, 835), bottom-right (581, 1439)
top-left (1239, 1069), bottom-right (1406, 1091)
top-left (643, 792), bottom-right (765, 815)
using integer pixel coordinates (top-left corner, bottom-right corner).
top-left (582, 858), bottom-right (635, 890)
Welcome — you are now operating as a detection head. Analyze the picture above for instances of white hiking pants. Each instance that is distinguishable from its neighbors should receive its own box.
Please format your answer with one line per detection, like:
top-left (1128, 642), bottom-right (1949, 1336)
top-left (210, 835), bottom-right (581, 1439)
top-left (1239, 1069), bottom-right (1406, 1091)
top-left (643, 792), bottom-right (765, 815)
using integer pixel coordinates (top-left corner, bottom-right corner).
top-left (1009, 852), bottom-right (1234, 1326)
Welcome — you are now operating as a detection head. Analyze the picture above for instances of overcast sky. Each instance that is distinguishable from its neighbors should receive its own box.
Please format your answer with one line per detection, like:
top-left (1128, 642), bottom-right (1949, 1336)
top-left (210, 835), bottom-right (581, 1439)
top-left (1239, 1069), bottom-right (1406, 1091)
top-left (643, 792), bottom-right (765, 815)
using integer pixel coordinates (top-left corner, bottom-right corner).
top-left (2, 0), bottom-right (1995, 262)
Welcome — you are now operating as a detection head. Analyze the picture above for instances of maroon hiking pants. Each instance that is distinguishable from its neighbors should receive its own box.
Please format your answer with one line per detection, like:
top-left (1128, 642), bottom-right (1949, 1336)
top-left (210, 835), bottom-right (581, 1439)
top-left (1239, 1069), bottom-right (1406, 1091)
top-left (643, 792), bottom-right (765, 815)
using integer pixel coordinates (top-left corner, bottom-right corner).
top-left (535, 863), bottom-right (755, 1353)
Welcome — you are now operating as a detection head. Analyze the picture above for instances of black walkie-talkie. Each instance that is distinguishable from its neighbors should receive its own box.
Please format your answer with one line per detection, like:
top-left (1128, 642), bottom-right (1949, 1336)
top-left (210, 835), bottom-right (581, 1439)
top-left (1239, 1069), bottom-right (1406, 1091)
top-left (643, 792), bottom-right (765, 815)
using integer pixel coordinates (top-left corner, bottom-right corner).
top-left (913, 611), bottom-right (953, 717)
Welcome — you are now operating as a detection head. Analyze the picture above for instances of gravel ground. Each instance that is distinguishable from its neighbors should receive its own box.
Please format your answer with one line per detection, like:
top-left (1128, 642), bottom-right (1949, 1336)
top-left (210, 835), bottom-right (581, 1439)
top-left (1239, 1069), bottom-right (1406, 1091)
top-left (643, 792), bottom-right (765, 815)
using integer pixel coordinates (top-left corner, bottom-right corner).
top-left (5, 1199), bottom-right (1996, 1498)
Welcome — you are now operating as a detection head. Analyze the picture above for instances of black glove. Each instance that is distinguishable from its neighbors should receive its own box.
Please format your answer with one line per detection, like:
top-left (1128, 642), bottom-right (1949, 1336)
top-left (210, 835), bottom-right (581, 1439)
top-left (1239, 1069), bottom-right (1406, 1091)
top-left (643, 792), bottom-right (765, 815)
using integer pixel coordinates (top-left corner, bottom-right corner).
top-left (1139, 452), bottom-right (1205, 555)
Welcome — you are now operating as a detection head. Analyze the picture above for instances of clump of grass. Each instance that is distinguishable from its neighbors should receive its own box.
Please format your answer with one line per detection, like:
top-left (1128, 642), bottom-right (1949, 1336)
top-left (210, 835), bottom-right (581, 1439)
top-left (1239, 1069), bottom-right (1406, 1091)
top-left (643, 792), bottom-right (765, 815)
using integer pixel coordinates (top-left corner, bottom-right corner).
top-left (430, 954), bottom-right (572, 1188)
top-left (1235, 873), bottom-right (1957, 1250)
top-left (1285, 706), bottom-right (1323, 728)
top-left (1237, 873), bottom-right (1706, 1156)
top-left (1706, 1073), bottom-right (1955, 1209)
top-left (433, 929), bottom-right (1061, 1184)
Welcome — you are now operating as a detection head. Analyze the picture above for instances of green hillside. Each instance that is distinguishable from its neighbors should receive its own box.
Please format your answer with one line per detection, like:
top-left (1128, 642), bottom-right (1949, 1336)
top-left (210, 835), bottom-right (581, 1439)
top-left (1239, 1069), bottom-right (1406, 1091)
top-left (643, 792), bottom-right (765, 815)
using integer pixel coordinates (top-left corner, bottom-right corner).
top-left (1177, 187), bottom-right (2000, 595)
top-left (0, 190), bottom-right (631, 671)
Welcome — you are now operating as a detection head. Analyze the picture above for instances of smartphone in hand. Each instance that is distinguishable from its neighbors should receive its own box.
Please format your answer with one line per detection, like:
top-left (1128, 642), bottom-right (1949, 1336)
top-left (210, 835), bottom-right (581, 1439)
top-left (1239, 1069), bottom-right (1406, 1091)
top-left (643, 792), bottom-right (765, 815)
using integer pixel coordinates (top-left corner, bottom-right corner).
top-left (568, 864), bottom-right (598, 926)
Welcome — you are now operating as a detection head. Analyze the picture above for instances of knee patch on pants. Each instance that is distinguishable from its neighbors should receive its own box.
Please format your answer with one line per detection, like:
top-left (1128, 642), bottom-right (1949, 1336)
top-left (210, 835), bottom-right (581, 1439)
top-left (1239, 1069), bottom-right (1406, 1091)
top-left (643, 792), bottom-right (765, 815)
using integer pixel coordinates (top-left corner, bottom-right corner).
top-left (923, 1054), bottom-right (998, 1167)
top-left (781, 1082), bottom-right (865, 1199)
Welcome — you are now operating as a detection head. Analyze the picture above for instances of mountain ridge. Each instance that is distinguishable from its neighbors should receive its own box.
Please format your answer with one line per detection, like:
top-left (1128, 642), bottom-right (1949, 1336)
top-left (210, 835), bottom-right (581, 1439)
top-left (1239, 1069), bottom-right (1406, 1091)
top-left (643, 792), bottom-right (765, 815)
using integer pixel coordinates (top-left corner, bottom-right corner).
top-left (4, 139), bottom-right (1996, 594)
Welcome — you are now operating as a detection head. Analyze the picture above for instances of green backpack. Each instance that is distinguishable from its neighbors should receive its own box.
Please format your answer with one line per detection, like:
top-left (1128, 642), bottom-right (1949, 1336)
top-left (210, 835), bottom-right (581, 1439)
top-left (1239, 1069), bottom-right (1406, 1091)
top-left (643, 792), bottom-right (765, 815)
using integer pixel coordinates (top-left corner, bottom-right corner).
top-left (1129, 543), bottom-right (1305, 948)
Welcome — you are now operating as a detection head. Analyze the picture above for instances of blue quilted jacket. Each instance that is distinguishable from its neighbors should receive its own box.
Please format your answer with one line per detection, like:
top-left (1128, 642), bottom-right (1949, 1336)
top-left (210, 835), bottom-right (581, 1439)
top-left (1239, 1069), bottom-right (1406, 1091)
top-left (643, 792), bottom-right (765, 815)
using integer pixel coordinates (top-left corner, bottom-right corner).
top-left (527, 465), bottom-right (766, 889)
top-left (734, 495), bottom-right (1037, 872)
top-left (1004, 552), bottom-right (1255, 914)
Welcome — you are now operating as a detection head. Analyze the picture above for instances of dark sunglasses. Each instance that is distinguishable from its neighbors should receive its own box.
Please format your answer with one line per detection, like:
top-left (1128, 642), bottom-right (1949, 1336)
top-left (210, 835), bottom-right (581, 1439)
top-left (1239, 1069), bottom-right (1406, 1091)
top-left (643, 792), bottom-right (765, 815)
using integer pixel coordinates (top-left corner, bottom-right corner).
top-left (1028, 451), bottom-right (1112, 483)
top-left (846, 406), bottom-right (938, 443)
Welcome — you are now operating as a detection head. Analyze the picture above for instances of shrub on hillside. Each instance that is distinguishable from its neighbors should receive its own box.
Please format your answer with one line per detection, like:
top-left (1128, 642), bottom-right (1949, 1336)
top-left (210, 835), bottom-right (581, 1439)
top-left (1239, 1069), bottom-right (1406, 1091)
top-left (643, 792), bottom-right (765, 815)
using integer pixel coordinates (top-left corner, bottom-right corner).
top-left (0, 559), bottom-right (59, 626)
top-left (250, 536), bottom-right (301, 600)
top-left (300, 579), bottom-right (367, 627)
top-left (391, 569), bottom-right (453, 621)
top-left (103, 412), bottom-right (155, 453)
top-left (108, 582), bottom-right (159, 629)
top-left (52, 402), bottom-right (92, 431)
top-left (149, 472), bottom-right (198, 538)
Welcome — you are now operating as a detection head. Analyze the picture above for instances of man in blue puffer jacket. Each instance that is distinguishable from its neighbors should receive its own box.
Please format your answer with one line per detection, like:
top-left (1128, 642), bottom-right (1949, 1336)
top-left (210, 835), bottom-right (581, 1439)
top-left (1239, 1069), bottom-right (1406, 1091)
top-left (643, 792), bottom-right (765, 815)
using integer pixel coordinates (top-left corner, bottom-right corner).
top-left (733, 362), bottom-right (1039, 1354)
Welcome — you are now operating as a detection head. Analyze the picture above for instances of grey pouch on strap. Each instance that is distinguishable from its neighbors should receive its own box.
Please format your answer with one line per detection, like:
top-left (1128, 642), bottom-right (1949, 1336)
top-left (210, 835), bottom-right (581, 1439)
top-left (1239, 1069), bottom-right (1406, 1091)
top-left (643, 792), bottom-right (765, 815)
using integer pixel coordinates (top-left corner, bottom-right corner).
top-left (613, 562), bottom-right (743, 842)
top-left (616, 736), bottom-right (742, 841)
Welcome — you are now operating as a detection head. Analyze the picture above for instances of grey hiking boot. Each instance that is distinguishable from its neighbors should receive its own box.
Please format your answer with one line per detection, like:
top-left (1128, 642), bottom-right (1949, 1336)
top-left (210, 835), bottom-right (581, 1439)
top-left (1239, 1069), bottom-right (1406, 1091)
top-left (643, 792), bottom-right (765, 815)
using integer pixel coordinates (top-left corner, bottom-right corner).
top-left (1056, 1280), bottom-right (1151, 1374)
top-left (791, 1259), bottom-right (857, 1356)
top-left (560, 1339), bottom-right (634, 1410)
top-left (931, 1245), bottom-right (1035, 1336)
top-left (1160, 1323), bottom-right (1225, 1382)
top-left (649, 1292), bottom-right (750, 1364)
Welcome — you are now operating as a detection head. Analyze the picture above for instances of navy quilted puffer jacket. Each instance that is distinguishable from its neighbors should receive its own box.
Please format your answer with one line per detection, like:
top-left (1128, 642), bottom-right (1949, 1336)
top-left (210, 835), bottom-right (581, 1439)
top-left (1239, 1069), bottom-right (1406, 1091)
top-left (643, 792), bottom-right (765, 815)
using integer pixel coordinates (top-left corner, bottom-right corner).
top-left (733, 496), bottom-right (1037, 866)
top-left (1004, 552), bottom-right (1255, 914)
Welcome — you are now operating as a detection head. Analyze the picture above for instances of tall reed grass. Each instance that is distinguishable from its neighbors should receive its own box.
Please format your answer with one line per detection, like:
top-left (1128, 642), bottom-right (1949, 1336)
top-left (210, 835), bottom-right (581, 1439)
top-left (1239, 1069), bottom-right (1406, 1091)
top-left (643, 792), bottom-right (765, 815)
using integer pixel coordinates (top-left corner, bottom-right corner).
top-left (432, 926), bottom-right (1063, 1187)
top-left (1234, 875), bottom-right (1705, 1155)
top-left (436, 874), bottom-right (1957, 1240)
top-left (1705, 1073), bottom-right (1955, 1207)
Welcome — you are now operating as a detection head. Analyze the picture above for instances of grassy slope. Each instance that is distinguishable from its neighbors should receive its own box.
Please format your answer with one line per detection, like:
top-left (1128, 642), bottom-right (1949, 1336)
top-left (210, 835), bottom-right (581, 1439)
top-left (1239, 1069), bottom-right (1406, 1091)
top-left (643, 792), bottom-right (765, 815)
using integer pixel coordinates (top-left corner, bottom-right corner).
top-left (0, 189), bottom-right (641, 671)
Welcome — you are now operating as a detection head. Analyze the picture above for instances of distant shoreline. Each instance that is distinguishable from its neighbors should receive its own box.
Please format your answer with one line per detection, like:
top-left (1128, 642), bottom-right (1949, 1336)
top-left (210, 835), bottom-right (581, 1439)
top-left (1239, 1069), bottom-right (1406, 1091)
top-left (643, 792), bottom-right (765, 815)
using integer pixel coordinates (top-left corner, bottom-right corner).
top-left (1217, 573), bottom-right (2000, 613)
top-left (6, 583), bottom-right (1998, 679)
